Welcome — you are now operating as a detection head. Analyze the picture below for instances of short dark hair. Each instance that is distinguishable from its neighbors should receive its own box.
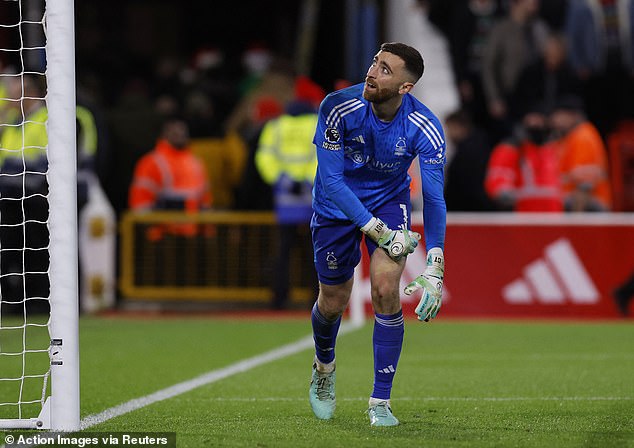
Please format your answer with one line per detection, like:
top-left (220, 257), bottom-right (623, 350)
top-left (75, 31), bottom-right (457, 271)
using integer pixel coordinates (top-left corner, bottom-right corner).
top-left (379, 42), bottom-right (424, 83)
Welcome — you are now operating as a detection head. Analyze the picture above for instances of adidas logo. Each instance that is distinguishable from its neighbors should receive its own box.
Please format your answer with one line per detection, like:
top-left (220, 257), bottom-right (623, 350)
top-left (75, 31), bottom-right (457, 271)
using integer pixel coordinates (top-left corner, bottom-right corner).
top-left (352, 135), bottom-right (365, 144)
top-left (503, 238), bottom-right (599, 305)
top-left (377, 365), bottom-right (395, 374)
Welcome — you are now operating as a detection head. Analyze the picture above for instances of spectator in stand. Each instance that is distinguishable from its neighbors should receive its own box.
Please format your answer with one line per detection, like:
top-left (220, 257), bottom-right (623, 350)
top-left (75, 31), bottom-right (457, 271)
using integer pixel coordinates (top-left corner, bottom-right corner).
top-left (446, 0), bottom-right (506, 129)
top-left (444, 109), bottom-right (496, 211)
top-left (565, 0), bottom-right (634, 137)
top-left (482, 0), bottom-right (550, 140)
top-left (254, 78), bottom-right (324, 309)
top-left (513, 33), bottom-right (581, 119)
top-left (129, 116), bottom-right (211, 215)
top-left (226, 57), bottom-right (296, 137)
top-left (485, 105), bottom-right (563, 211)
top-left (549, 95), bottom-right (612, 211)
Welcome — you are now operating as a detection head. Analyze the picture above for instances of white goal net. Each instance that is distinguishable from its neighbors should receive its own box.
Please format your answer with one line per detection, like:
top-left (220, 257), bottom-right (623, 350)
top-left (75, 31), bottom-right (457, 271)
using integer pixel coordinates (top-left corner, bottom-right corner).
top-left (0, 0), bottom-right (79, 430)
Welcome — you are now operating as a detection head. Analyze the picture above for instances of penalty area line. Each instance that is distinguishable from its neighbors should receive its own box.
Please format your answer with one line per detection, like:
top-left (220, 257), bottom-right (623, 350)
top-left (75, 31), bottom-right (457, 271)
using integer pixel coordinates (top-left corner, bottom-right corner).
top-left (80, 320), bottom-right (362, 430)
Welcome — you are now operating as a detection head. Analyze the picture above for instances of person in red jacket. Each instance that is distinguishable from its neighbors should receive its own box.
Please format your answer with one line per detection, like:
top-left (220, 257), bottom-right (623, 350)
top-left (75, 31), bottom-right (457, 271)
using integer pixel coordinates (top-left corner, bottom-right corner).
top-left (129, 117), bottom-right (212, 240)
top-left (485, 107), bottom-right (563, 212)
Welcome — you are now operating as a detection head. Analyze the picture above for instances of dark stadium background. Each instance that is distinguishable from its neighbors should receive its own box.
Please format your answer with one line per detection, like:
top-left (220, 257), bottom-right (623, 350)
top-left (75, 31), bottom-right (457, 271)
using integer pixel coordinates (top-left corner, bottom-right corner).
top-left (74, 1), bottom-right (351, 106)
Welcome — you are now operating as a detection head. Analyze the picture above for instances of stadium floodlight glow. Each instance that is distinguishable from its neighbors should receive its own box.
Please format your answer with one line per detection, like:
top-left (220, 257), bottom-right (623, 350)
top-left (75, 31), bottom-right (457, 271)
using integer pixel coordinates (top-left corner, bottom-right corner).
top-left (0, 0), bottom-right (79, 431)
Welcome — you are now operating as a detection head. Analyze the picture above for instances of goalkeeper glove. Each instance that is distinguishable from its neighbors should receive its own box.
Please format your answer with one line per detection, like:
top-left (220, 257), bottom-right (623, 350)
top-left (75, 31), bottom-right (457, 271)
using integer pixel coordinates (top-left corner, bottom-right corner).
top-left (404, 247), bottom-right (444, 322)
top-left (361, 217), bottom-right (421, 261)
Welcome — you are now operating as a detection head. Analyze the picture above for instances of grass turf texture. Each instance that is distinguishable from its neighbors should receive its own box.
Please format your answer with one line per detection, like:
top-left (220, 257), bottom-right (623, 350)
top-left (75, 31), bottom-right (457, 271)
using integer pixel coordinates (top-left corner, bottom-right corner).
top-left (1, 317), bottom-right (633, 447)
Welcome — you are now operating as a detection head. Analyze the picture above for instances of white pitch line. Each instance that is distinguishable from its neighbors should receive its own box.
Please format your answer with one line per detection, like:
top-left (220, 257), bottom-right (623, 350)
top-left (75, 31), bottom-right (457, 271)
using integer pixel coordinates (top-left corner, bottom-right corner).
top-left (192, 396), bottom-right (633, 402)
top-left (79, 321), bottom-right (361, 430)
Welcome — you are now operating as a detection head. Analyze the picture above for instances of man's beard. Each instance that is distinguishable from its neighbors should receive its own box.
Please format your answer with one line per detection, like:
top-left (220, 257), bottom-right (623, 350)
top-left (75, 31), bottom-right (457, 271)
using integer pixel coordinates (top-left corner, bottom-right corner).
top-left (363, 84), bottom-right (399, 104)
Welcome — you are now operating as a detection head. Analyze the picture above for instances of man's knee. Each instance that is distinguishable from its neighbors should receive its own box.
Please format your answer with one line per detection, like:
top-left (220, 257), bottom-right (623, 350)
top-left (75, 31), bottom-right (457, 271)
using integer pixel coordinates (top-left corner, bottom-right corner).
top-left (371, 279), bottom-right (399, 301)
top-left (318, 280), bottom-right (352, 319)
top-left (369, 250), bottom-right (404, 313)
top-left (371, 280), bottom-right (400, 310)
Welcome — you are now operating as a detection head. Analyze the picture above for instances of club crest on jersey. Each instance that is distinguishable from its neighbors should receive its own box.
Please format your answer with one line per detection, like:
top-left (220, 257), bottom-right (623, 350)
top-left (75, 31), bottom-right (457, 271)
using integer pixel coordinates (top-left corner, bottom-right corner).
top-left (322, 127), bottom-right (342, 150)
top-left (394, 137), bottom-right (407, 156)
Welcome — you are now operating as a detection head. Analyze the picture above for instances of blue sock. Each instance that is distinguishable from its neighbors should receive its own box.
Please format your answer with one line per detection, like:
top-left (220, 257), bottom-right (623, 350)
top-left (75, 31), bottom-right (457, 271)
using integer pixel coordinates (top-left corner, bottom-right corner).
top-left (372, 310), bottom-right (404, 400)
top-left (311, 301), bottom-right (341, 365)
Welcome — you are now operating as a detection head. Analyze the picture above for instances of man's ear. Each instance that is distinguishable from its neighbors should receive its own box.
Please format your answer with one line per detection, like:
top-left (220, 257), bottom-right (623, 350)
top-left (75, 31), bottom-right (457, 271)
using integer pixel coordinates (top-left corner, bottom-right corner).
top-left (399, 82), bottom-right (414, 94)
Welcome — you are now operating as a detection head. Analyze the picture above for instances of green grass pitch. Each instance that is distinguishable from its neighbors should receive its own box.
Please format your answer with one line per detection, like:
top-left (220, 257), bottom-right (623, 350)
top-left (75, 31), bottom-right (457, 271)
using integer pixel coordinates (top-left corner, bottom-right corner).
top-left (1, 316), bottom-right (633, 447)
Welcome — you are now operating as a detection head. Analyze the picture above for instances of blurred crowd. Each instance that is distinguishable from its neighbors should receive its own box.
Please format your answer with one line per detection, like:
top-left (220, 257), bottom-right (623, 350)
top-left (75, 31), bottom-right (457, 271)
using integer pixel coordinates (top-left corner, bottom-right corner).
top-left (84, 0), bottom-right (632, 217)
top-left (74, 43), bottom-right (331, 216)
top-left (428, 0), bottom-right (634, 212)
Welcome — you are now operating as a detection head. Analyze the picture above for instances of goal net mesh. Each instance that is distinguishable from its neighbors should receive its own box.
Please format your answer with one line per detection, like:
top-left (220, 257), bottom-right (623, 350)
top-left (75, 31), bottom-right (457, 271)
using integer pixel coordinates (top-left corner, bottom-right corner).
top-left (0, 0), bottom-right (52, 421)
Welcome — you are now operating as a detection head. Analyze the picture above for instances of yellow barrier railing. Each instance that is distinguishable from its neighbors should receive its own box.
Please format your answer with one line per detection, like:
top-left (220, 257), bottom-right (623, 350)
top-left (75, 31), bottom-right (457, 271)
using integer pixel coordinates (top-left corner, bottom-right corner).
top-left (119, 211), bottom-right (316, 304)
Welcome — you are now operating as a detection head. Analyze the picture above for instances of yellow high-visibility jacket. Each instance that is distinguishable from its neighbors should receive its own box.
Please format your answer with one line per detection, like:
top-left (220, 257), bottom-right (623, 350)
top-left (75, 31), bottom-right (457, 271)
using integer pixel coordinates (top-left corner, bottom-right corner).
top-left (255, 113), bottom-right (318, 185)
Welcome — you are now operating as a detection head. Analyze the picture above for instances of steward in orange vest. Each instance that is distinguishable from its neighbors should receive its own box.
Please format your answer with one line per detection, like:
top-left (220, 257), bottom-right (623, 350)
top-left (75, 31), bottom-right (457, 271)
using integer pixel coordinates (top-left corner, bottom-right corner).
top-left (550, 96), bottom-right (612, 211)
top-left (129, 117), bottom-right (211, 239)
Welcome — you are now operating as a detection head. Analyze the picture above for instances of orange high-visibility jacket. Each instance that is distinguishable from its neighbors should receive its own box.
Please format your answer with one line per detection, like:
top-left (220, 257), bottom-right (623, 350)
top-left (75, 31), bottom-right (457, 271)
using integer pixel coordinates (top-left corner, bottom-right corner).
top-left (129, 139), bottom-right (212, 212)
top-left (485, 140), bottom-right (563, 212)
top-left (555, 121), bottom-right (612, 209)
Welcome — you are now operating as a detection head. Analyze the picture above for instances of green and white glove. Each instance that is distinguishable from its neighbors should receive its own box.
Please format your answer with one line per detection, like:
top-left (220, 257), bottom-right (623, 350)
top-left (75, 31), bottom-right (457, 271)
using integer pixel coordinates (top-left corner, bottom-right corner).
top-left (404, 247), bottom-right (444, 322)
top-left (361, 217), bottom-right (421, 261)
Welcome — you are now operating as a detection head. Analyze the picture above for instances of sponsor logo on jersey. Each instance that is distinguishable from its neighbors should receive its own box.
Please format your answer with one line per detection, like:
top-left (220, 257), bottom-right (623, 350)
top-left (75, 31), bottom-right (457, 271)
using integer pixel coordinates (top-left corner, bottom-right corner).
top-left (370, 159), bottom-right (402, 172)
top-left (345, 147), bottom-right (369, 165)
top-left (352, 134), bottom-right (365, 144)
top-left (422, 157), bottom-right (444, 165)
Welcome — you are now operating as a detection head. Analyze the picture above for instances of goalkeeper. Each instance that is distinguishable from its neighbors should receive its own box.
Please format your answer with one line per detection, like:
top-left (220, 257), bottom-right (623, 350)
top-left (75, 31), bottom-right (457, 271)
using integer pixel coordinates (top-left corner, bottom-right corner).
top-left (309, 42), bottom-right (446, 427)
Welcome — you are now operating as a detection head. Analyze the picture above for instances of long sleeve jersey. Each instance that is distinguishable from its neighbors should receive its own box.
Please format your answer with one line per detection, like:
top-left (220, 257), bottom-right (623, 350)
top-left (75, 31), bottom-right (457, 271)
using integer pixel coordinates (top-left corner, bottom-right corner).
top-left (312, 83), bottom-right (446, 250)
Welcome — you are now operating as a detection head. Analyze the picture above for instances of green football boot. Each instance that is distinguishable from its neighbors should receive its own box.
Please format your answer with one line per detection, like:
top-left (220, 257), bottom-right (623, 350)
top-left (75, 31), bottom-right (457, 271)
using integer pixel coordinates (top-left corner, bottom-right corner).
top-left (368, 399), bottom-right (399, 427)
top-left (309, 363), bottom-right (336, 420)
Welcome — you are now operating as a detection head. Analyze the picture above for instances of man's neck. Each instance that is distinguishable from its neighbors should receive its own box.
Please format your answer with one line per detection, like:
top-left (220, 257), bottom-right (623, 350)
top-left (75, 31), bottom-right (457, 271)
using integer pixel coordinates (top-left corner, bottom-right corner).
top-left (371, 95), bottom-right (404, 122)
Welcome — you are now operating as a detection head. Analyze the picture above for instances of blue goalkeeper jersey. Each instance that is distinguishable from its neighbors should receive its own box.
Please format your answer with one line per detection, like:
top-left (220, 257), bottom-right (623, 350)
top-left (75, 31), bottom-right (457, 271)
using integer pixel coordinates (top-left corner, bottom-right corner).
top-left (312, 83), bottom-right (446, 249)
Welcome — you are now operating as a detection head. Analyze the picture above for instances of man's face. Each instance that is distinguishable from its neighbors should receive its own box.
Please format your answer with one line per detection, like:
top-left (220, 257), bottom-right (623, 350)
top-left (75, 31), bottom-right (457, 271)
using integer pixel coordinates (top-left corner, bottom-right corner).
top-left (163, 120), bottom-right (190, 149)
top-left (362, 51), bottom-right (411, 103)
top-left (549, 109), bottom-right (577, 134)
top-left (522, 112), bottom-right (550, 144)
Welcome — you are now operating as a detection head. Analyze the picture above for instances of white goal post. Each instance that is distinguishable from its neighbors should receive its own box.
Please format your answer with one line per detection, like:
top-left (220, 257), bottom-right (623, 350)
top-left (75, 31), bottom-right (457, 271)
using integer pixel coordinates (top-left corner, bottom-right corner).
top-left (0, 0), bottom-right (79, 431)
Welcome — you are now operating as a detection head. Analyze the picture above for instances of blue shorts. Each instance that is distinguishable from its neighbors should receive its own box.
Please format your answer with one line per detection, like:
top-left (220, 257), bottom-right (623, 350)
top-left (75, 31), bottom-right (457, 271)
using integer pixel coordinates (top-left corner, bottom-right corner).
top-left (311, 191), bottom-right (412, 285)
